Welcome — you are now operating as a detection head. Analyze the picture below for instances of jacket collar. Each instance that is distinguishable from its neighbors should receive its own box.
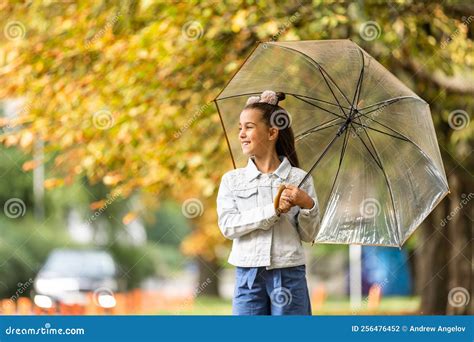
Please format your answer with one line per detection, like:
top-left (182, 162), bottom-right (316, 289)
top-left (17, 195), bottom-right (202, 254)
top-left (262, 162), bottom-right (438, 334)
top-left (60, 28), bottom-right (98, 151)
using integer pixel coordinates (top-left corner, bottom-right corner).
top-left (245, 155), bottom-right (292, 182)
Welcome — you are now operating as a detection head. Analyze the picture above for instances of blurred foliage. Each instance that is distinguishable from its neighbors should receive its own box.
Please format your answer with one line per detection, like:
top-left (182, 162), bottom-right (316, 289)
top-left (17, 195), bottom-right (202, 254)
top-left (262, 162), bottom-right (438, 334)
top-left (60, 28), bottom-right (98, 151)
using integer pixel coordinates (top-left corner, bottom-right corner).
top-left (144, 200), bottom-right (191, 246)
top-left (0, 0), bottom-right (471, 264)
top-left (0, 216), bottom-right (71, 299)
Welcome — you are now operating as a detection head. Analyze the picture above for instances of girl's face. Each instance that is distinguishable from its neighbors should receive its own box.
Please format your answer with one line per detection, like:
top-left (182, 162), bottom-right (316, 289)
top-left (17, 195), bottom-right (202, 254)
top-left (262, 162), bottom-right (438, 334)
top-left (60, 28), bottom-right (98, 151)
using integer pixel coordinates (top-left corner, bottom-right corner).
top-left (239, 108), bottom-right (278, 157)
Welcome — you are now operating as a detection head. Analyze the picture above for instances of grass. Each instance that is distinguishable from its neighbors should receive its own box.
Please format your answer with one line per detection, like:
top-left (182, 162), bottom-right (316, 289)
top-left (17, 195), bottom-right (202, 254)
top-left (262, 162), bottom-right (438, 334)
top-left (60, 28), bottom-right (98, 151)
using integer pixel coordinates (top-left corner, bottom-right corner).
top-left (152, 296), bottom-right (421, 315)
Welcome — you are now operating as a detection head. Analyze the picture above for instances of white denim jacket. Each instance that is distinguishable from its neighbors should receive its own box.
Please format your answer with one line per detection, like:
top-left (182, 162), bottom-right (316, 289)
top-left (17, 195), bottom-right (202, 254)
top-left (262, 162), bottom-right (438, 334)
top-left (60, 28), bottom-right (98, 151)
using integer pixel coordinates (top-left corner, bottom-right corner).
top-left (216, 155), bottom-right (321, 270)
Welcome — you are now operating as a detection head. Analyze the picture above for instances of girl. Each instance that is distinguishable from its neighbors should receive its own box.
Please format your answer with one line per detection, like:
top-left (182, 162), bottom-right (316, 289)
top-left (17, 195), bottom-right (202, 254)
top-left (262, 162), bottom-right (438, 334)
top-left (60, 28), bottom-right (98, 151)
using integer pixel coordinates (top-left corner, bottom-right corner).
top-left (216, 90), bottom-right (321, 315)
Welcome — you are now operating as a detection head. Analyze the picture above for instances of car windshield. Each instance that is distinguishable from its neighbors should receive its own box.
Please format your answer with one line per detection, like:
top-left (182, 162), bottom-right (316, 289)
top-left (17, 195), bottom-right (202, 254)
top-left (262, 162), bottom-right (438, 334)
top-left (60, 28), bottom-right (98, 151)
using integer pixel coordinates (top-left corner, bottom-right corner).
top-left (42, 250), bottom-right (116, 278)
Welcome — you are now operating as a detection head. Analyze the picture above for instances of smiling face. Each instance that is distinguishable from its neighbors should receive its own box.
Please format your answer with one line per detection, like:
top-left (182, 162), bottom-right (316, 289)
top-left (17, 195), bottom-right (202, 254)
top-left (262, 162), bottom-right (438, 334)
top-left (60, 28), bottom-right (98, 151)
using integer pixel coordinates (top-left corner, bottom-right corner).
top-left (239, 108), bottom-right (278, 157)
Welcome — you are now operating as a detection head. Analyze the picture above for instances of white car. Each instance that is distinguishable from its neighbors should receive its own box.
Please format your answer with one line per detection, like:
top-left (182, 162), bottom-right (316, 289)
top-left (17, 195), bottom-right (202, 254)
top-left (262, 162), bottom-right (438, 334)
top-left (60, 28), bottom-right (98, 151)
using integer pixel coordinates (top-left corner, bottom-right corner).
top-left (33, 249), bottom-right (121, 309)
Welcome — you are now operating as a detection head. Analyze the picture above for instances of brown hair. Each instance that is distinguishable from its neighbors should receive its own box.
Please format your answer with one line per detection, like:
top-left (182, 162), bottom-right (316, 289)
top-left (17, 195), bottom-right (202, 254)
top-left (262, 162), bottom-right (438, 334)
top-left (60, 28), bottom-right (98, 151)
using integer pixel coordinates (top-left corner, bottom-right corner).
top-left (244, 92), bottom-right (300, 168)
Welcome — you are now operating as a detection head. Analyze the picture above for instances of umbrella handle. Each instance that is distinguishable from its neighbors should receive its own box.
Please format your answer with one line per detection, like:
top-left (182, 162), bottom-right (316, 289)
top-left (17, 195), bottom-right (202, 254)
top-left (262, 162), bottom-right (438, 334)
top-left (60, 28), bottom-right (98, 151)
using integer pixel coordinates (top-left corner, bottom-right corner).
top-left (274, 184), bottom-right (286, 213)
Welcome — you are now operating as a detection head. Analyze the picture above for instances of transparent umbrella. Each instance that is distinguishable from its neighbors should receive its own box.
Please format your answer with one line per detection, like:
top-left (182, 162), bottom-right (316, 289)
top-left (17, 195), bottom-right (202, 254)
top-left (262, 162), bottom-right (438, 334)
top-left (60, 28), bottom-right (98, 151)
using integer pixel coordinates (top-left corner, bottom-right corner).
top-left (214, 40), bottom-right (449, 247)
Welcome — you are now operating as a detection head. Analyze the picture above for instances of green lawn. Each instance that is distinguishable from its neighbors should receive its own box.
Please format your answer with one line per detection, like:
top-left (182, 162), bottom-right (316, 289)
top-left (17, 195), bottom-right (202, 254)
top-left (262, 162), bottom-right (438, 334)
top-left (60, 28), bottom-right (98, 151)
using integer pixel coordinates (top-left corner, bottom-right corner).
top-left (153, 296), bottom-right (421, 315)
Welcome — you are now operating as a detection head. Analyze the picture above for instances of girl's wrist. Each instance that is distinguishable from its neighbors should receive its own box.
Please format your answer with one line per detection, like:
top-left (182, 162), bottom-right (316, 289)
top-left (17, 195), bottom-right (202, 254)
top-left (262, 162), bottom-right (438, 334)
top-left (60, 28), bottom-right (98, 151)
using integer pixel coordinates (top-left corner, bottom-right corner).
top-left (302, 198), bottom-right (314, 209)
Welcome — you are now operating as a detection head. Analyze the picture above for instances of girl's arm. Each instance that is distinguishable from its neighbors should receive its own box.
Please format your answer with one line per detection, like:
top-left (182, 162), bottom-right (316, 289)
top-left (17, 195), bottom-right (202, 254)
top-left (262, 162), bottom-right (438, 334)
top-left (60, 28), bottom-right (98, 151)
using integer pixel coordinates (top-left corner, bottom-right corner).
top-left (216, 173), bottom-right (280, 240)
top-left (295, 176), bottom-right (321, 242)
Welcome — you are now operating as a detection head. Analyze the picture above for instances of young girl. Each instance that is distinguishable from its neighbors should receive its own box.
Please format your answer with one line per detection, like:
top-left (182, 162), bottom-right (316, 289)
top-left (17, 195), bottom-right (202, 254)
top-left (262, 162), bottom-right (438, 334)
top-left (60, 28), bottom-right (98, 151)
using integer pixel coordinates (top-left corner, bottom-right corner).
top-left (216, 90), bottom-right (321, 315)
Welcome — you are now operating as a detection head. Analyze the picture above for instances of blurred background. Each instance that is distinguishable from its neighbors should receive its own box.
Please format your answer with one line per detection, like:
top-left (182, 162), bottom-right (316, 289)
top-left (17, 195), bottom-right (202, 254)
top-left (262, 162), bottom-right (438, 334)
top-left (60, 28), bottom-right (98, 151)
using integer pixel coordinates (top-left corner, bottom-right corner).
top-left (0, 0), bottom-right (471, 315)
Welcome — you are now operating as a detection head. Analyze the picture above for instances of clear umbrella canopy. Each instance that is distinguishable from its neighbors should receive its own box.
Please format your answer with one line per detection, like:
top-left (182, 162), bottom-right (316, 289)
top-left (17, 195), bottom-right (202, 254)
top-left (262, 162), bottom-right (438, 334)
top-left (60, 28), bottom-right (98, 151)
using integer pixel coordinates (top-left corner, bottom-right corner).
top-left (214, 40), bottom-right (449, 247)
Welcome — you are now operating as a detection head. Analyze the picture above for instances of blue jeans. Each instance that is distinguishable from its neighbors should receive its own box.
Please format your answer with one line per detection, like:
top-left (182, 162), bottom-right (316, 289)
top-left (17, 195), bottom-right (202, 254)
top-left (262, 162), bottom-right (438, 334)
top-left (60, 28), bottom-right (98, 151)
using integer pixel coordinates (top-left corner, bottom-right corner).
top-left (232, 264), bottom-right (312, 315)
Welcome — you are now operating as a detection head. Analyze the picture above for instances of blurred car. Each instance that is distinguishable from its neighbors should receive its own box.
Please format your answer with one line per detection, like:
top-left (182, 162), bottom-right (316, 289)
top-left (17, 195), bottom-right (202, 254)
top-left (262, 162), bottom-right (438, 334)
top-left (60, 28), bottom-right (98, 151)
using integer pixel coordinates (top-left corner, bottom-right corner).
top-left (33, 249), bottom-right (122, 309)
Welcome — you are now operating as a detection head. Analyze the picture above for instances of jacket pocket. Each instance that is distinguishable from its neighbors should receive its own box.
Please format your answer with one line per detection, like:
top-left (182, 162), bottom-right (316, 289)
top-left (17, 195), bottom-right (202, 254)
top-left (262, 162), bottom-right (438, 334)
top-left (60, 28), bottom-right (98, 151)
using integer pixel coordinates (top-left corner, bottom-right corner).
top-left (233, 187), bottom-right (258, 211)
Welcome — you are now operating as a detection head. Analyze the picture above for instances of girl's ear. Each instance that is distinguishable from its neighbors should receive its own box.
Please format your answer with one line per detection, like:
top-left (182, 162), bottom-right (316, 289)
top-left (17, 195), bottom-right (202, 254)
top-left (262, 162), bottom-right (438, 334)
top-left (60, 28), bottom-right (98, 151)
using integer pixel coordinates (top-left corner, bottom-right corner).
top-left (268, 126), bottom-right (279, 141)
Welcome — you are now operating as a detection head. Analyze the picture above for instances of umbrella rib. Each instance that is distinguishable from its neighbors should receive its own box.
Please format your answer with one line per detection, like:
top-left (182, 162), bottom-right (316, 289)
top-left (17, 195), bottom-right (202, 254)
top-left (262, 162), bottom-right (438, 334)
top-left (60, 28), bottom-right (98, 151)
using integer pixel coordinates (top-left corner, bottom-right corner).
top-left (214, 100), bottom-right (237, 169)
top-left (293, 95), bottom-right (347, 120)
top-left (353, 116), bottom-right (449, 190)
top-left (355, 116), bottom-right (421, 146)
top-left (318, 69), bottom-right (349, 118)
top-left (325, 127), bottom-right (350, 207)
top-left (353, 117), bottom-right (450, 191)
top-left (296, 122), bottom-right (344, 141)
top-left (350, 48), bottom-right (365, 116)
top-left (318, 67), bottom-right (353, 107)
top-left (297, 129), bottom-right (344, 189)
top-left (214, 42), bottom-right (261, 101)
top-left (216, 92), bottom-right (350, 114)
top-left (352, 116), bottom-right (401, 246)
top-left (296, 117), bottom-right (344, 140)
top-left (349, 125), bottom-right (383, 169)
top-left (214, 91), bottom-right (269, 101)
top-left (350, 121), bottom-right (410, 142)
top-left (356, 96), bottom-right (425, 115)
top-left (271, 44), bottom-right (351, 116)
top-left (287, 93), bottom-right (351, 110)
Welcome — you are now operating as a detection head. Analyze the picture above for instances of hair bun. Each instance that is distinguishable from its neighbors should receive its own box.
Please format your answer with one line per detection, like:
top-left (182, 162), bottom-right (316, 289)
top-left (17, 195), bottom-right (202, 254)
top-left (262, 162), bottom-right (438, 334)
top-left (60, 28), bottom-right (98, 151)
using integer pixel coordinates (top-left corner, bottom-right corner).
top-left (245, 90), bottom-right (286, 106)
top-left (276, 92), bottom-right (286, 102)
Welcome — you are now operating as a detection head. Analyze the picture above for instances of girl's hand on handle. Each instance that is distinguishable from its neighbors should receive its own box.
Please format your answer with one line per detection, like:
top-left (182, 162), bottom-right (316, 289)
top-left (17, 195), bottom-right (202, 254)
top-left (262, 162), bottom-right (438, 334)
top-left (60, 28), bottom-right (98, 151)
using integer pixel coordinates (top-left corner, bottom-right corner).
top-left (278, 197), bottom-right (293, 214)
top-left (281, 185), bottom-right (315, 209)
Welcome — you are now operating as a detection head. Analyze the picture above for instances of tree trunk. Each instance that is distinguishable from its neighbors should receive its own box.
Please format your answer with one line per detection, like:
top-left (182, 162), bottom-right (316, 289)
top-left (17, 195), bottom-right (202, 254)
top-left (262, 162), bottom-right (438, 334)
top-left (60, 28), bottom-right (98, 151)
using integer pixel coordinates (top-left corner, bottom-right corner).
top-left (196, 257), bottom-right (220, 297)
top-left (417, 168), bottom-right (473, 315)
top-left (418, 197), bottom-right (450, 314)
top-left (446, 173), bottom-right (473, 315)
